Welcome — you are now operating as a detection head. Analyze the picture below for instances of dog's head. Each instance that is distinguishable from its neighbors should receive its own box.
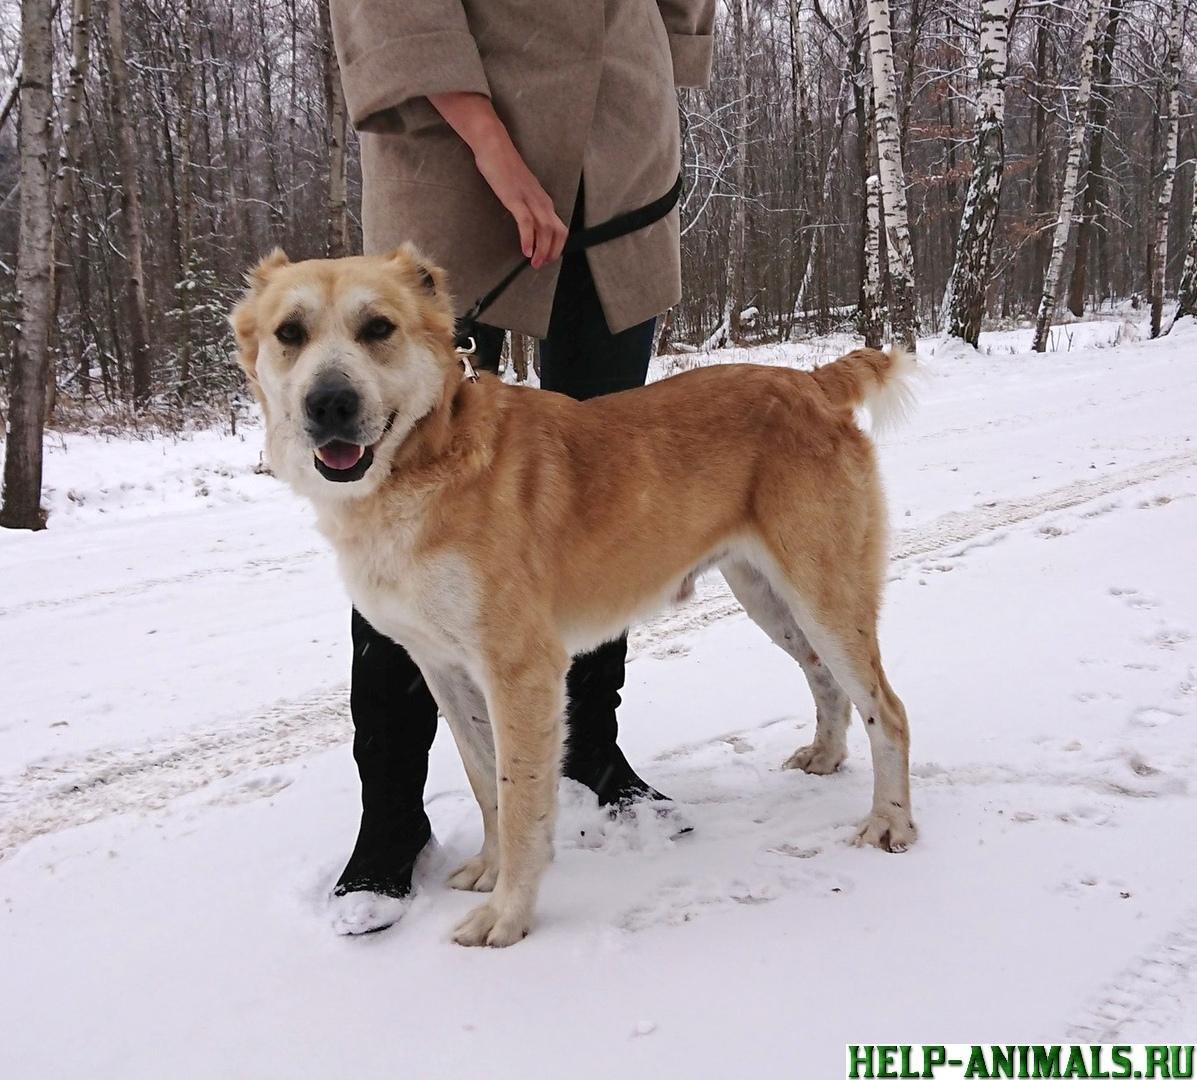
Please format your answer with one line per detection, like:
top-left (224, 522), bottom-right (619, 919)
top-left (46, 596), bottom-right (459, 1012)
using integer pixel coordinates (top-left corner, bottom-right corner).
top-left (230, 246), bottom-right (457, 501)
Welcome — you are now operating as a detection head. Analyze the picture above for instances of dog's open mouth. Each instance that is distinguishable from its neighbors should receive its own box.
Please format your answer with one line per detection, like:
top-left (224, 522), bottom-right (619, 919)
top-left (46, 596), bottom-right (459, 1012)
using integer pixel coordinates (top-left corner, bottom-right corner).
top-left (314, 440), bottom-right (372, 482)
top-left (313, 413), bottom-right (396, 483)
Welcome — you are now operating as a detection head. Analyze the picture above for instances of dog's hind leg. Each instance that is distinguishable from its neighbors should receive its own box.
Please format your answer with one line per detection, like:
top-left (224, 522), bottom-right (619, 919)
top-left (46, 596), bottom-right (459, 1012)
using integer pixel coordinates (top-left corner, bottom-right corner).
top-left (766, 571), bottom-right (914, 853)
top-left (452, 643), bottom-right (568, 947)
top-left (721, 559), bottom-right (851, 775)
top-left (422, 666), bottom-right (503, 894)
top-left (743, 498), bottom-right (915, 855)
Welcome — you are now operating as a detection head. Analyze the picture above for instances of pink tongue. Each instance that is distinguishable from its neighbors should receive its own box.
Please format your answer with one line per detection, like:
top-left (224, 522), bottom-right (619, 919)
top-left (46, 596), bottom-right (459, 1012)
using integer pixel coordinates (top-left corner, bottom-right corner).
top-left (317, 441), bottom-right (365, 470)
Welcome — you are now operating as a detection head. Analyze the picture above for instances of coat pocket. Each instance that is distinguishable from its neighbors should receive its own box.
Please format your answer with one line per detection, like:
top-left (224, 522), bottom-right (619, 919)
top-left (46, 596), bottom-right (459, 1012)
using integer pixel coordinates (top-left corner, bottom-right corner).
top-left (361, 122), bottom-right (477, 192)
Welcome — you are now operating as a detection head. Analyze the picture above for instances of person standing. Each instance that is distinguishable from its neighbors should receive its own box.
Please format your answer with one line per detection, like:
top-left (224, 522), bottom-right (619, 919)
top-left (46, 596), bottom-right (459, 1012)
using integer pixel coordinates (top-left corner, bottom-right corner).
top-left (328, 0), bottom-right (715, 934)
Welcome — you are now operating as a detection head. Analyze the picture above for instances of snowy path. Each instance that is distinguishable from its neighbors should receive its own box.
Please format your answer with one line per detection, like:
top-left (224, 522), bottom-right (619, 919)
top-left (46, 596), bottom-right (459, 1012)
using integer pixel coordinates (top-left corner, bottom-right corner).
top-left (3, 445), bottom-right (1194, 860)
top-left (1, 323), bottom-right (1195, 1077)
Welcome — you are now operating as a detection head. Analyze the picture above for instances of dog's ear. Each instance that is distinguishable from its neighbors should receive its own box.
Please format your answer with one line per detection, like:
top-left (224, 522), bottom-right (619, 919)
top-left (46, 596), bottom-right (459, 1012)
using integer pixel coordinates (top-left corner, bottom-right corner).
top-left (228, 295), bottom-right (267, 410)
top-left (244, 247), bottom-right (290, 291)
top-left (228, 263), bottom-right (276, 409)
top-left (384, 244), bottom-right (456, 345)
top-left (388, 242), bottom-right (445, 296)
top-left (229, 249), bottom-right (291, 393)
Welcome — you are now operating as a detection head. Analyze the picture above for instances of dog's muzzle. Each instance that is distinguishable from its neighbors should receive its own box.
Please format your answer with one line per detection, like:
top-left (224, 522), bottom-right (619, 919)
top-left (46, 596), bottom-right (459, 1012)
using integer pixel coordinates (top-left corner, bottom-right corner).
top-left (302, 371), bottom-right (396, 483)
top-left (311, 411), bottom-right (398, 483)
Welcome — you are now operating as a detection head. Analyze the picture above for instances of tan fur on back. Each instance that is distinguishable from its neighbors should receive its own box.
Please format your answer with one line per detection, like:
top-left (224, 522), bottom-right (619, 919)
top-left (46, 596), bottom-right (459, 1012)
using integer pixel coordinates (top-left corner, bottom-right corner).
top-left (231, 249), bottom-right (918, 948)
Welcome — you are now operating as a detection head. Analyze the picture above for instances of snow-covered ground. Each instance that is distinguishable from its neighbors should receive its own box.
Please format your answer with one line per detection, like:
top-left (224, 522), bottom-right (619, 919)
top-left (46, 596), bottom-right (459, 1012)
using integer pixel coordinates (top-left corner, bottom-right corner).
top-left (2, 318), bottom-right (1195, 1077)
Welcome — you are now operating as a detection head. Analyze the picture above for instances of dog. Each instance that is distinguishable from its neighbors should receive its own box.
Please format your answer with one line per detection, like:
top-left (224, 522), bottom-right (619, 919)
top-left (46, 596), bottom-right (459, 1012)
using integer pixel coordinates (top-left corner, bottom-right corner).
top-left (230, 246), bottom-right (917, 947)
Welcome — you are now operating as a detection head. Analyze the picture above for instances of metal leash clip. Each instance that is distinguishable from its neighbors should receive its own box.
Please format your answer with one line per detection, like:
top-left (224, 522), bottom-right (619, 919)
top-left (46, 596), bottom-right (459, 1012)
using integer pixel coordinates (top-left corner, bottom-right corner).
top-left (455, 336), bottom-right (479, 383)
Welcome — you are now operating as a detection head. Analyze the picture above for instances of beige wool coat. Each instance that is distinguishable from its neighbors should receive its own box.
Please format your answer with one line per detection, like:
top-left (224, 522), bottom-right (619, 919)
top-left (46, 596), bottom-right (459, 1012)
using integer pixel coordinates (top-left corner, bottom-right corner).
top-left (331, 0), bottom-right (715, 338)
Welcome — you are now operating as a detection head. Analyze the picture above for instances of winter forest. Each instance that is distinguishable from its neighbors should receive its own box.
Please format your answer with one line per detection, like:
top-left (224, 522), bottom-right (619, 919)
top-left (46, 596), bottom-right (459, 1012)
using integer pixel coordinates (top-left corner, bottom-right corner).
top-left (5, 2), bottom-right (1197, 1063)
top-left (1, 0), bottom-right (1197, 526)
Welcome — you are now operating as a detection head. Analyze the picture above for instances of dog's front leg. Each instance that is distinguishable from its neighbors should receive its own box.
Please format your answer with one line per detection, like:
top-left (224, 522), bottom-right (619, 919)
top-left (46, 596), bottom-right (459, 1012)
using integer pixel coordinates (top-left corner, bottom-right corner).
top-left (453, 654), bottom-right (566, 948)
top-left (421, 667), bottom-right (501, 892)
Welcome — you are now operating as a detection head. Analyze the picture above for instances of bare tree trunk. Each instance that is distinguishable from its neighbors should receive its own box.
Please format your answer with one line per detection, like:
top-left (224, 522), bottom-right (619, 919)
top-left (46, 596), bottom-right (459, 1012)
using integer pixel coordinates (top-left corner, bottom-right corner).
top-left (195, 28), bottom-right (215, 237)
top-left (654, 307), bottom-right (674, 355)
top-left (940, 0), bottom-right (1010, 346)
top-left (1, 0), bottom-right (56, 530)
top-left (726, 0), bottom-right (749, 342)
top-left (866, 0), bottom-right (917, 351)
top-left (177, 0), bottom-right (195, 402)
top-left (151, 65), bottom-right (181, 276)
top-left (510, 332), bottom-right (530, 382)
top-left (708, 0), bottom-right (747, 349)
top-left (0, 63), bottom-right (21, 134)
top-left (897, 0), bottom-right (925, 162)
top-left (286, 0), bottom-right (298, 244)
top-left (48, 0), bottom-right (92, 415)
top-left (1031, 8), bottom-right (1054, 291)
top-left (1066, 0), bottom-right (1122, 316)
top-left (1172, 175), bottom-right (1197, 328)
top-left (1148, 0), bottom-right (1182, 339)
top-left (854, 24), bottom-right (876, 329)
top-left (860, 174), bottom-right (885, 347)
top-left (788, 0), bottom-right (816, 309)
top-left (793, 65), bottom-right (851, 322)
top-left (317, 0), bottom-right (348, 256)
top-left (208, 20), bottom-right (248, 248)
top-left (254, 0), bottom-right (286, 237)
top-left (106, 0), bottom-right (153, 405)
top-left (1031, 0), bottom-right (1102, 354)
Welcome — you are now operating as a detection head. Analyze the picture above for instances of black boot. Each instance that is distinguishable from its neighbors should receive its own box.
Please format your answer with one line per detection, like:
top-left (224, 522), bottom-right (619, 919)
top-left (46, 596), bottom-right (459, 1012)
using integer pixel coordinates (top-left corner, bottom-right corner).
top-left (332, 610), bottom-right (438, 927)
top-left (333, 808), bottom-right (431, 900)
top-left (562, 636), bottom-right (669, 807)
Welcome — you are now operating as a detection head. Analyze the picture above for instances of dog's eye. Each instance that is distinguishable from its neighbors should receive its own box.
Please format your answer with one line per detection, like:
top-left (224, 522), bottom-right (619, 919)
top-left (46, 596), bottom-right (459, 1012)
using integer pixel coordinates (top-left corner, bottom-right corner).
top-left (359, 317), bottom-right (395, 343)
top-left (275, 321), bottom-right (306, 347)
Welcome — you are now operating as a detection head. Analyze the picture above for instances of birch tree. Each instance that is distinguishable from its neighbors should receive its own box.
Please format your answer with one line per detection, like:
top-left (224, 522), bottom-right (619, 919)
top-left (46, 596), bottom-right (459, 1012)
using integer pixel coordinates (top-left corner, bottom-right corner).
top-left (939, 0), bottom-right (1010, 346)
top-left (1148, 0), bottom-right (1182, 339)
top-left (1, 0), bottom-right (56, 530)
top-left (1031, 0), bottom-right (1103, 354)
top-left (7, 0), bottom-right (1197, 428)
top-left (860, 175), bottom-right (885, 347)
top-left (865, 0), bottom-right (917, 351)
top-left (0, 64), bottom-right (21, 133)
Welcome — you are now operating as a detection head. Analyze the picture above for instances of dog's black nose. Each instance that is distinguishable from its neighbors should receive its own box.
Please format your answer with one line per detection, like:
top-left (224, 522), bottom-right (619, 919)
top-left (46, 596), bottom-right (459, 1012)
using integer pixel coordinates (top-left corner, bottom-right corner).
top-left (305, 373), bottom-right (360, 437)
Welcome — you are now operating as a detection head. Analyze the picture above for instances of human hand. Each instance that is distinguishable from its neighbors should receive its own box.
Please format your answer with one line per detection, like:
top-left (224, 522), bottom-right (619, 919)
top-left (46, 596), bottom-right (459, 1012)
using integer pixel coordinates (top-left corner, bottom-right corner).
top-left (428, 92), bottom-right (568, 270)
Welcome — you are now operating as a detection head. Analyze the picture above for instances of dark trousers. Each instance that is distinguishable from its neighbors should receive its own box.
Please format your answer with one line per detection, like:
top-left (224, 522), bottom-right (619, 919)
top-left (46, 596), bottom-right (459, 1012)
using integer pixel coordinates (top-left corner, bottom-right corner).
top-left (341, 242), bottom-right (655, 892)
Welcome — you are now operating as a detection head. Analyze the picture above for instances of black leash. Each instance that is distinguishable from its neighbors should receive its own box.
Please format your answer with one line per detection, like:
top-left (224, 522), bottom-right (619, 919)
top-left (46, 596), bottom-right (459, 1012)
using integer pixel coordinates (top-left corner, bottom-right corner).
top-left (454, 173), bottom-right (683, 353)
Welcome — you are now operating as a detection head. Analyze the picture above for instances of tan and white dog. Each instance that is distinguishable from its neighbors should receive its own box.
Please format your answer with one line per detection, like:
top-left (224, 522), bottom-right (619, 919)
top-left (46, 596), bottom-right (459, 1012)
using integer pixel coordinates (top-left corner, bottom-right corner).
top-left (231, 247), bottom-right (917, 947)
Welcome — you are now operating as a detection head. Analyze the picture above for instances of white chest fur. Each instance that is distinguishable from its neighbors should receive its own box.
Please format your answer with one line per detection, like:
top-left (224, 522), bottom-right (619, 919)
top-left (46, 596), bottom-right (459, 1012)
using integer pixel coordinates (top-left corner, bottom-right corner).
top-left (318, 509), bottom-right (480, 667)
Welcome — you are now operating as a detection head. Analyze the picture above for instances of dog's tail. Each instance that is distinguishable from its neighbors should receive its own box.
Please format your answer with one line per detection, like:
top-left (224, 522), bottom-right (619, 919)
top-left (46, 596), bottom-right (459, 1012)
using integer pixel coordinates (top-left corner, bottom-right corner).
top-left (809, 346), bottom-right (917, 435)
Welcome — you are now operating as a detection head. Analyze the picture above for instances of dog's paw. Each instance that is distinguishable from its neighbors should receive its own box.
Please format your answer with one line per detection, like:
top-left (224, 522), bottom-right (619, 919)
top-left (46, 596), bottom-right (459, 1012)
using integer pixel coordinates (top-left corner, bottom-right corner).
top-left (782, 742), bottom-right (847, 775)
top-left (452, 902), bottom-right (531, 948)
top-left (853, 808), bottom-right (917, 853)
top-left (447, 854), bottom-right (499, 893)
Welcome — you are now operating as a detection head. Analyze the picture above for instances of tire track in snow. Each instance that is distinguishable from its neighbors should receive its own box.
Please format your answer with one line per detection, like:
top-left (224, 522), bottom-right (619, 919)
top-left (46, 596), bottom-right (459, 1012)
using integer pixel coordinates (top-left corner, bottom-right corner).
top-left (1066, 908), bottom-right (1197, 1041)
top-left (3, 449), bottom-right (1195, 860)
top-left (0, 546), bottom-right (324, 620)
top-left (0, 688), bottom-right (352, 860)
top-left (630, 448), bottom-right (1197, 655)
